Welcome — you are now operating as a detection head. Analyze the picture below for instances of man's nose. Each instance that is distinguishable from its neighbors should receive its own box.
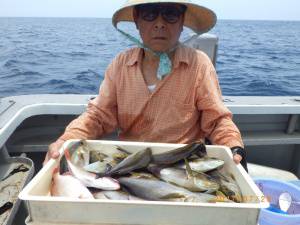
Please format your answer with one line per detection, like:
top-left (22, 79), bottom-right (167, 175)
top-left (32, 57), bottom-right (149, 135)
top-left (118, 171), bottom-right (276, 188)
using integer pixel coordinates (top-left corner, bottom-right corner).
top-left (154, 14), bottom-right (166, 29)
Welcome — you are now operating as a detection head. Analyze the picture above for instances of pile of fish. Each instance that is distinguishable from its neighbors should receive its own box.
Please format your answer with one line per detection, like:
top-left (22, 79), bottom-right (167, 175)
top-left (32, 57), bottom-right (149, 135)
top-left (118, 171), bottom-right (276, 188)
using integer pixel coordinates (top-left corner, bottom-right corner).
top-left (51, 140), bottom-right (243, 203)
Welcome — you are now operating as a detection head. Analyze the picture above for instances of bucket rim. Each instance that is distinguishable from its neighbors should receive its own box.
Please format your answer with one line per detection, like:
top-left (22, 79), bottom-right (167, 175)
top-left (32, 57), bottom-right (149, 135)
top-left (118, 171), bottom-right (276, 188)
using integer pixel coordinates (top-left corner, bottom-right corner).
top-left (254, 178), bottom-right (300, 218)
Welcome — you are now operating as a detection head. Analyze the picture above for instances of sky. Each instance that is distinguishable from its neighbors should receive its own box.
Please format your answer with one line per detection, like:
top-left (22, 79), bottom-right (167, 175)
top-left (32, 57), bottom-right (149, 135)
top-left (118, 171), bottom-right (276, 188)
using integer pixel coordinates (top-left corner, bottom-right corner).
top-left (0, 0), bottom-right (300, 21)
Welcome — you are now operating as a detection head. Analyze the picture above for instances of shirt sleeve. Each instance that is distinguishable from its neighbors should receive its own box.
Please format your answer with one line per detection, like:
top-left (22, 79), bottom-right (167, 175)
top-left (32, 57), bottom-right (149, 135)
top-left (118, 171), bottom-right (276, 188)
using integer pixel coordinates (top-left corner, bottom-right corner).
top-left (59, 59), bottom-right (119, 141)
top-left (195, 53), bottom-right (244, 148)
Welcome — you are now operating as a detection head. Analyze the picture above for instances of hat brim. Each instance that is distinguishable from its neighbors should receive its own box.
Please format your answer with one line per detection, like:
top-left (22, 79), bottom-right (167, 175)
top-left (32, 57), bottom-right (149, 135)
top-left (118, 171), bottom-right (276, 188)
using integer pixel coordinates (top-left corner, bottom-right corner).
top-left (112, 0), bottom-right (217, 34)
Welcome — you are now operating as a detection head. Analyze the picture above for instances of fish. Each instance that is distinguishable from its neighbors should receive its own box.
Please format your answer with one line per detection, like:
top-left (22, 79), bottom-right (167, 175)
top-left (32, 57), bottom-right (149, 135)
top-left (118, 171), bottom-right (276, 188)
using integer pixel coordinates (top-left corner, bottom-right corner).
top-left (59, 140), bottom-right (86, 173)
top-left (176, 157), bottom-right (224, 173)
top-left (101, 148), bottom-right (152, 177)
top-left (148, 164), bottom-right (220, 193)
top-left (90, 151), bottom-right (125, 170)
top-left (112, 152), bottom-right (129, 163)
top-left (207, 169), bottom-right (243, 203)
top-left (118, 177), bottom-right (217, 203)
top-left (215, 191), bottom-right (232, 202)
top-left (151, 141), bottom-right (206, 165)
top-left (86, 149), bottom-right (129, 174)
top-left (83, 161), bottom-right (112, 174)
top-left (64, 148), bottom-right (120, 190)
top-left (90, 151), bottom-right (109, 164)
top-left (93, 190), bottom-right (145, 201)
top-left (70, 140), bottom-right (90, 167)
top-left (50, 168), bottom-right (94, 199)
top-left (89, 145), bottom-right (128, 163)
top-left (92, 191), bottom-right (109, 200)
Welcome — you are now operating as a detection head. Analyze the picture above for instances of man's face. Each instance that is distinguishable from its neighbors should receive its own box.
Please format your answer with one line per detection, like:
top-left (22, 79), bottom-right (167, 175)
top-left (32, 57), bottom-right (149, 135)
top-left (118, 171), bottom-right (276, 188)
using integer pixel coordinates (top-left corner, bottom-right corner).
top-left (134, 3), bottom-right (185, 52)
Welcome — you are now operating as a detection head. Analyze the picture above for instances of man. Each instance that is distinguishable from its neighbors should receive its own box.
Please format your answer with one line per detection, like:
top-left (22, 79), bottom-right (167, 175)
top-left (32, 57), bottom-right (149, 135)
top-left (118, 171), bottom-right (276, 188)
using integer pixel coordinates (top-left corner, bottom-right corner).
top-left (44, 0), bottom-right (248, 171)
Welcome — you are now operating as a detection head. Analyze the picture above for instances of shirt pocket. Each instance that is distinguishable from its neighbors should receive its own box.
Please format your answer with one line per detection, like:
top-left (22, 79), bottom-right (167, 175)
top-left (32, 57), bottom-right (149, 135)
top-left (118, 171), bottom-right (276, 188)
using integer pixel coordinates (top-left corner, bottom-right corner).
top-left (165, 99), bottom-right (197, 124)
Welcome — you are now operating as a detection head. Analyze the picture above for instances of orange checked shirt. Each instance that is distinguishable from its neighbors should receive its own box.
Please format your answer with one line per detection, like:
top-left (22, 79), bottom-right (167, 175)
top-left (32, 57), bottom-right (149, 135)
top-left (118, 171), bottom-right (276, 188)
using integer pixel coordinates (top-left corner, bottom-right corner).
top-left (60, 45), bottom-right (243, 148)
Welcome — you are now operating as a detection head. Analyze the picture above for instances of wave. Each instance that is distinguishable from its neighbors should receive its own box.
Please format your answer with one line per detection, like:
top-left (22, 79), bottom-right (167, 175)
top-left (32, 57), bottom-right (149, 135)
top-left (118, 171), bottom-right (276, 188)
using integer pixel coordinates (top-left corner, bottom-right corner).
top-left (0, 18), bottom-right (299, 97)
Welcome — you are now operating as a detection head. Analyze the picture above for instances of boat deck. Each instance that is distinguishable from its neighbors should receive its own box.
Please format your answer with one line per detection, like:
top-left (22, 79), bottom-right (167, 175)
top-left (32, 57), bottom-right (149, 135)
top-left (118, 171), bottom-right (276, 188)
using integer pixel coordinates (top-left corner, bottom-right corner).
top-left (1, 94), bottom-right (300, 176)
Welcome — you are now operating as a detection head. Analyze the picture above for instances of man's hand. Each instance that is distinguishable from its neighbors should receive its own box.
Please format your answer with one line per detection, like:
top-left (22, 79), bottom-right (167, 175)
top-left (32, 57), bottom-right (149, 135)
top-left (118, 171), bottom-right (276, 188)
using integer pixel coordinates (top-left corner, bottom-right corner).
top-left (233, 153), bottom-right (242, 164)
top-left (231, 146), bottom-right (248, 172)
top-left (43, 139), bottom-right (65, 166)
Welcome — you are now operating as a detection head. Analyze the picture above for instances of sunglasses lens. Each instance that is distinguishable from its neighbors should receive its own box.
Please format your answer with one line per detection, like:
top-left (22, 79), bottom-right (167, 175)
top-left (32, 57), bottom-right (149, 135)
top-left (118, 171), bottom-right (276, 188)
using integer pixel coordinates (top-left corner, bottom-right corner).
top-left (162, 7), bottom-right (182, 23)
top-left (139, 6), bottom-right (159, 22)
top-left (137, 4), bottom-right (184, 23)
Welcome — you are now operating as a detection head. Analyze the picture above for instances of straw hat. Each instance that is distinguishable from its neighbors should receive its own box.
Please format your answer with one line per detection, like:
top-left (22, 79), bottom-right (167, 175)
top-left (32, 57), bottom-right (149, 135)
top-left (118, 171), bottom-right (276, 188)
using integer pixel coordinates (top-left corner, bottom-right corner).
top-left (112, 0), bottom-right (217, 34)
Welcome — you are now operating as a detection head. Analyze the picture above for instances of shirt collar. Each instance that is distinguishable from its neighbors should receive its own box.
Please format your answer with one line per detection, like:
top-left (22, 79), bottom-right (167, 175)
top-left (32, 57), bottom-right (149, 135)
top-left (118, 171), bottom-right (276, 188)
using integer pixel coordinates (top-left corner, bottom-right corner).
top-left (126, 45), bottom-right (190, 68)
top-left (126, 48), bottom-right (142, 66)
top-left (172, 44), bottom-right (189, 69)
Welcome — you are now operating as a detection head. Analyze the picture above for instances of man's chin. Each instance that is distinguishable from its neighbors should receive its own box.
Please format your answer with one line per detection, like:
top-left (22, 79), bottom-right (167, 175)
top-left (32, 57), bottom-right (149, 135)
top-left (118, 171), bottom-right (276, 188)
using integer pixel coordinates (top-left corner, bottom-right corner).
top-left (149, 45), bottom-right (171, 53)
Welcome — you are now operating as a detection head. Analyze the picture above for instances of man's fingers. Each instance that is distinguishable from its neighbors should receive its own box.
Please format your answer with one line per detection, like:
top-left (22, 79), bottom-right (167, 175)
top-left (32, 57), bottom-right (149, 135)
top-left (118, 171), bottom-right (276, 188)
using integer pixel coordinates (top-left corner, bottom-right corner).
top-left (49, 148), bottom-right (60, 159)
top-left (43, 141), bottom-right (63, 166)
top-left (233, 153), bottom-right (242, 164)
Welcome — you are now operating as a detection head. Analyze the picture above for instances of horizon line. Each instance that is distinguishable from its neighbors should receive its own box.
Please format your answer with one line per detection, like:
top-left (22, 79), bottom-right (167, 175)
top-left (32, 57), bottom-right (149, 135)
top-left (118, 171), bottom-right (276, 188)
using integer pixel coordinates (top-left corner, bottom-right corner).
top-left (0, 16), bottom-right (300, 22)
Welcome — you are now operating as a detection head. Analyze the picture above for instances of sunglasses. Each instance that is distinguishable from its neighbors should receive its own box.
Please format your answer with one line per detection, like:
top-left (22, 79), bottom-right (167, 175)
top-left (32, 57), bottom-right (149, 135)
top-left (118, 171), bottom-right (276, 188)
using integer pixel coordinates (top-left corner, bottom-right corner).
top-left (136, 4), bottom-right (187, 24)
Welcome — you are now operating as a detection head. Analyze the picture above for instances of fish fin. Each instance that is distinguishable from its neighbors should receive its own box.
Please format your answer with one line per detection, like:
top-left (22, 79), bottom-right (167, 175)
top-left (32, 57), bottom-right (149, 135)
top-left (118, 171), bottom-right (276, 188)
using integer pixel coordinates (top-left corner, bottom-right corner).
top-left (229, 173), bottom-right (236, 181)
top-left (192, 170), bottom-right (217, 182)
top-left (116, 146), bottom-right (131, 154)
top-left (160, 193), bottom-right (186, 200)
top-left (215, 190), bottom-right (229, 202)
top-left (64, 148), bottom-right (71, 161)
top-left (192, 170), bottom-right (206, 176)
top-left (184, 158), bottom-right (194, 179)
top-left (105, 164), bottom-right (112, 173)
top-left (207, 192), bottom-right (230, 203)
top-left (82, 141), bottom-right (96, 156)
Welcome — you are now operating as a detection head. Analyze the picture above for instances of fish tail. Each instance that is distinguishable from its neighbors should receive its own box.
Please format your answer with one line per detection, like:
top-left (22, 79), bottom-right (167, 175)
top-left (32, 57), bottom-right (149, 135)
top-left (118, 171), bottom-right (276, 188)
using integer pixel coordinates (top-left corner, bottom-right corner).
top-left (195, 143), bottom-right (207, 158)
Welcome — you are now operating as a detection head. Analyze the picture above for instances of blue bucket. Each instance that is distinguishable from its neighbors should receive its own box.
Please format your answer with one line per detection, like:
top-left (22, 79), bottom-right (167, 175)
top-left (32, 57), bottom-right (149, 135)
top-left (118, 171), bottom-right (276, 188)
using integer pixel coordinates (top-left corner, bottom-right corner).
top-left (254, 179), bottom-right (300, 225)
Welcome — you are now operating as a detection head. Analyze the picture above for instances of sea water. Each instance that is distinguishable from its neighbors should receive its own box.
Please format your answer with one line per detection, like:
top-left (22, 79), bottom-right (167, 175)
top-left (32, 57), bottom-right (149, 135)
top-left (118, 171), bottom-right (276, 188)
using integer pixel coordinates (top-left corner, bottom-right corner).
top-left (0, 18), bottom-right (299, 97)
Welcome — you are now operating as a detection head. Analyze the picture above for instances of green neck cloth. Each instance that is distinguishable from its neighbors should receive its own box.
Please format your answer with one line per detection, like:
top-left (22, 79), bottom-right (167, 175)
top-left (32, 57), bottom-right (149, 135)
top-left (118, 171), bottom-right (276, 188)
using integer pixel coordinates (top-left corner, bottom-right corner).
top-left (116, 28), bottom-right (200, 80)
top-left (117, 28), bottom-right (171, 80)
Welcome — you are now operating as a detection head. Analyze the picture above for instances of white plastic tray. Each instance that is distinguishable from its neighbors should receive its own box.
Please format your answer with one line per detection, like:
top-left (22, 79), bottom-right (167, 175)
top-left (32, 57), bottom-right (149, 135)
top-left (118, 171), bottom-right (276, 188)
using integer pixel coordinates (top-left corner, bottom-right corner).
top-left (20, 140), bottom-right (268, 225)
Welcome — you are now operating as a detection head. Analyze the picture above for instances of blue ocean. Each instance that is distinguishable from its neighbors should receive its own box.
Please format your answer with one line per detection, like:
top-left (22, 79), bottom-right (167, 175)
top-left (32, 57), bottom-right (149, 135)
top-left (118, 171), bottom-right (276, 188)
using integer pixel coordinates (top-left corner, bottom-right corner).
top-left (0, 18), bottom-right (299, 97)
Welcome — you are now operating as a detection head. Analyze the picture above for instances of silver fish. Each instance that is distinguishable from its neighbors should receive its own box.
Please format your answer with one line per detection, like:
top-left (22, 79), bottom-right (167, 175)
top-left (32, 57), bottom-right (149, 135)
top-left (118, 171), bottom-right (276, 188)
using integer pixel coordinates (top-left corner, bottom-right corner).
top-left (70, 140), bottom-right (91, 167)
top-left (64, 148), bottom-right (120, 190)
top-left (118, 177), bottom-right (216, 203)
top-left (176, 157), bottom-right (224, 173)
top-left (96, 190), bottom-right (145, 201)
top-left (151, 141), bottom-right (206, 165)
top-left (93, 191), bottom-right (109, 200)
top-left (102, 148), bottom-right (152, 176)
top-left (148, 164), bottom-right (220, 192)
top-left (51, 168), bottom-right (94, 199)
top-left (83, 161), bottom-right (112, 174)
top-left (60, 140), bottom-right (86, 173)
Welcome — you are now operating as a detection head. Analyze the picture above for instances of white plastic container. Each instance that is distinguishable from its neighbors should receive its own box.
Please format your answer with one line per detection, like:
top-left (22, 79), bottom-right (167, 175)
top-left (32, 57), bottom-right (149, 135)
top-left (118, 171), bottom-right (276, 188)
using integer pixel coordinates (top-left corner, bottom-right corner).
top-left (19, 140), bottom-right (268, 225)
